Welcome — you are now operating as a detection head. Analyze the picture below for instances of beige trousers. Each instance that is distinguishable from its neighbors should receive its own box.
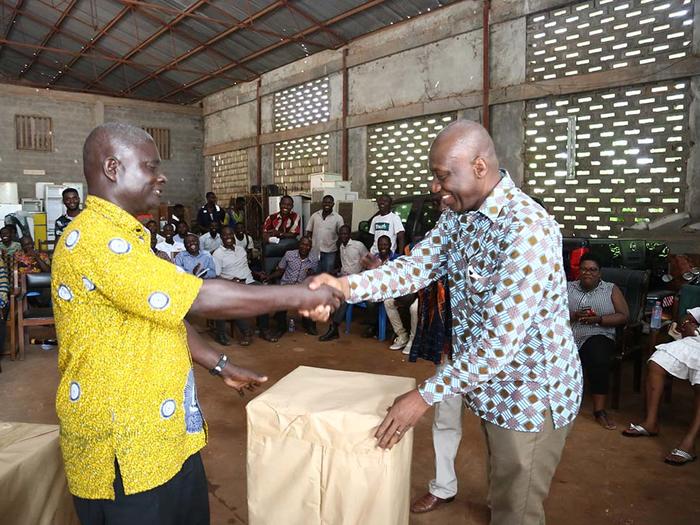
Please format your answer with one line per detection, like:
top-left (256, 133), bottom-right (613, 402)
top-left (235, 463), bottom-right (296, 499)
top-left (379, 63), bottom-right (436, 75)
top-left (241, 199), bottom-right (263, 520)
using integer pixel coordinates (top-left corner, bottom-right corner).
top-left (481, 411), bottom-right (572, 525)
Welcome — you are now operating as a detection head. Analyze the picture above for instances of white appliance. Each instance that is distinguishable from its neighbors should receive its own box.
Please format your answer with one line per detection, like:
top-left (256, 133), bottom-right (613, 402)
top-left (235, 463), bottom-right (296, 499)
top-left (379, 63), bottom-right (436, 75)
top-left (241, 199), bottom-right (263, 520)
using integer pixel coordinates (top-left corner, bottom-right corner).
top-left (0, 183), bottom-right (19, 204)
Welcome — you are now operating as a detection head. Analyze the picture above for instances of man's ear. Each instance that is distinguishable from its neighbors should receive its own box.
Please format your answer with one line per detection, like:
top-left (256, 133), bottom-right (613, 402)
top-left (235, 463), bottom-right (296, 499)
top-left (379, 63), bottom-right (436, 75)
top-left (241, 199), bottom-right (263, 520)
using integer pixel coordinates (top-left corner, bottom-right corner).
top-left (103, 157), bottom-right (120, 183)
top-left (472, 157), bottom-right (488, 180)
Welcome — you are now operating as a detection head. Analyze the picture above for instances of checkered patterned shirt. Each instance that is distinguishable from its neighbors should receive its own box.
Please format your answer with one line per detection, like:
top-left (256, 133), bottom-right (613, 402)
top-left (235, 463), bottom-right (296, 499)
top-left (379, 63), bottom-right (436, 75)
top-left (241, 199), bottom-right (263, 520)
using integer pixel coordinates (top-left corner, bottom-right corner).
top-left (347, 172), bottom-right (582, 432)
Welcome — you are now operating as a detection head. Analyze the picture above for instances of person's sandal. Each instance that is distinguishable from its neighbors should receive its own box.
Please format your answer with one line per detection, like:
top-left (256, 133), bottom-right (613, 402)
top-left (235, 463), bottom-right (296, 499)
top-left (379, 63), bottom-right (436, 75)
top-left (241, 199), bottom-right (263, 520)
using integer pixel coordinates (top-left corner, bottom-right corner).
top-left (621, 423), bottom-right (658, 437)
top-left (594, 410), bottom-right (616, 430)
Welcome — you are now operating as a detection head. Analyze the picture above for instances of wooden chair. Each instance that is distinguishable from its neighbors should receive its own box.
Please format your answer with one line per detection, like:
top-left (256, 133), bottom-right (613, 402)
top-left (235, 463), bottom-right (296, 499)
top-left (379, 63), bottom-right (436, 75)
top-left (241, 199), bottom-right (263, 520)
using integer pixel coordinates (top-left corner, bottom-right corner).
top-left (601, 267), bottom-right (650, 409)
top-left (16, 271), bottom-right (54, 360)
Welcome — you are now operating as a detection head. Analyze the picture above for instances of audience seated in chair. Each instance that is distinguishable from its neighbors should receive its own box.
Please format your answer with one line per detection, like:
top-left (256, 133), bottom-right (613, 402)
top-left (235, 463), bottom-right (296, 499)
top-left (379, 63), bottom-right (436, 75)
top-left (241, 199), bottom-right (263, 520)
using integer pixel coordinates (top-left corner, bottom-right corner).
top-left (0, 257), bottom-right (9, 362)
top-left (155, 224), bottom-right (184, 261)
top-left (199, 221), bottom-right (223, 254)
top-left (0, 226), bottom-right (21, 263)
top-left (211, 226), bottom-right (262, 346)
top-left (150, 229), bottom-right (171, 261)
top-left (145, 219), bottom-right (164, 243)
top-left (359, 235), bottom-right (397, 339)
top-left (174, 234), bottom-right (216, 278)
top-left (14, 236), bottom-right (51, 275)
top-left (173, 221), bottom-right (191, 245)
top-left (567, 253), bottom-right (629, 430)
top-left (622, 307), bottom-right (700, 466)
top-left (260, 236), bottom-right (317, 340)
top-left (262, 195), bottom-right (300, 244)
top-left (319, 225), bottom-right (368, 342)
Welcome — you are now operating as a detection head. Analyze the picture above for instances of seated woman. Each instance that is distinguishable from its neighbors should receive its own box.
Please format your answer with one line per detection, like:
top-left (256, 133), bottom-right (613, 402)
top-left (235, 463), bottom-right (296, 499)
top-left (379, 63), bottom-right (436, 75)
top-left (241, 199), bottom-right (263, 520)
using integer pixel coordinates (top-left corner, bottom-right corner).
top-left (13, 236), bottom-right (51, 274)
top-left (567, 253), bottom-right (629, 430)
top-left (622, 307), bottom-right (700, 466)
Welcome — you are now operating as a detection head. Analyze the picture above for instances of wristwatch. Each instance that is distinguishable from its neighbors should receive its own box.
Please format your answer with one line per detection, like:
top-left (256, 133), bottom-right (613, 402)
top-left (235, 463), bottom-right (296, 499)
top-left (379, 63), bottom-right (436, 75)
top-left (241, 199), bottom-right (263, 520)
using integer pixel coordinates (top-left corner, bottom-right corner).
top-left (209, 353), bottom-right (229, 376)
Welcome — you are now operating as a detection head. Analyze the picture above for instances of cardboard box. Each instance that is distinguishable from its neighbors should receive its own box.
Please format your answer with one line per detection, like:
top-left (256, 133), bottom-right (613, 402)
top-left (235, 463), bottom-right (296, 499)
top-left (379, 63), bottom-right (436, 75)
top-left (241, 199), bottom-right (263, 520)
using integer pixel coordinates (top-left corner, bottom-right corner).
top-left (247, 366), bottom-right (415, 525)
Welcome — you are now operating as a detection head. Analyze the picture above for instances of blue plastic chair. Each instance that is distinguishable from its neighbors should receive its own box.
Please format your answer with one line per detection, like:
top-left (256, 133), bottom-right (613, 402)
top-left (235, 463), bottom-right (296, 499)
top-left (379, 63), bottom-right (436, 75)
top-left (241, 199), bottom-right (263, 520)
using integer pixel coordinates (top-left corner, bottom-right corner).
top-left (345, 301), bottom-right (387, 341)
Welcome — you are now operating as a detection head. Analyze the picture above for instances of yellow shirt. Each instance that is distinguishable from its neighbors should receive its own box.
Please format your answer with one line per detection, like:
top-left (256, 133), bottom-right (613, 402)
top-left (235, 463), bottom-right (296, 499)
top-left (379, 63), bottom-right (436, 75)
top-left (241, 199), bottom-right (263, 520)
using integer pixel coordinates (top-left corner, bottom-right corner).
top-left (52, 195), bottom-right (204, 499)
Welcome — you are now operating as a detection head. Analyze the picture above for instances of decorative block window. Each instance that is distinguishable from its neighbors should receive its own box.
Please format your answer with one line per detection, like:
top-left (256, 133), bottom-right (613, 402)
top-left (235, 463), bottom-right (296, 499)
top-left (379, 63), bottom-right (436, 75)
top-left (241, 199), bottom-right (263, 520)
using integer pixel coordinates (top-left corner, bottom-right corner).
top-left (15, 115), bottom-right (53, 151)
top-left (273, 77), bottom-right (330, 132)
top-left (524, 79), bottom-right (689, 238)
top-left (274, 134), bottom-right (329, 193)
top-left (366, 113), bottom-right (456, 199)
top-left (527, 0), bottom-right (693, 82)
top-left (143, 127), bottom-right (171, 160)
top-left (208, 149), bottom-right (249, 204)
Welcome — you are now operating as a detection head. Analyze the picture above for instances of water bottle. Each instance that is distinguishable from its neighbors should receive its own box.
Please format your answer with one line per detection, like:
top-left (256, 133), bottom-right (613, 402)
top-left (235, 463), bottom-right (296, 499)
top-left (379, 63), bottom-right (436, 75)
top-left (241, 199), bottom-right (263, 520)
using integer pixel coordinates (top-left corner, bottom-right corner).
top-left (650, 301), bottom-right (662, 330)
top-left (288, 317), bottom-right (295, 332)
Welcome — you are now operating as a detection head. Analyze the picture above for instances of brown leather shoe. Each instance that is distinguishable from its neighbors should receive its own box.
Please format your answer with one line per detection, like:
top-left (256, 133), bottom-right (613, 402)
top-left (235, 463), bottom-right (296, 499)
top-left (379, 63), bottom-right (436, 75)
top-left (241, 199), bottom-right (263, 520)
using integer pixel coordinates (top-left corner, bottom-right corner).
top-left (410, 492), bottom-right (455, 514)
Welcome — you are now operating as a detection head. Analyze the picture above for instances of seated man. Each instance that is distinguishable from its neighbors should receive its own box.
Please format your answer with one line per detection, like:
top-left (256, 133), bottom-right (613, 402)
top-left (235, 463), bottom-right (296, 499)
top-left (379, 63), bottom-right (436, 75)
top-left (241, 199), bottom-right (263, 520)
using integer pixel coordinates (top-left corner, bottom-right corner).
top-left (622, 307), bottom-right (700, 466)
top-left (262, 195), bottom-right (300, 244)
top-left (145, 219), bottom-right (164, 243)
top-left (200, 221), bottom-right (222, 254)
top-left (319, 225), bottom-right (367, 342)
top-left (14, 236), bottom-right (51, 274)
top-left (173, 221), bottom-right (191, 245)
top-left (261, 236), bottom-right (318, 339)
top-left (155, 224), bottom-right (185, 261)
top-left (174, 234), bottom-right (216, 279)
top-left (0, 226), bottom-right (21, 262)
top-left (360, 235), bottom-right (396, 339)
top-left (211, 227), bottom-right (257, 346)
top-left (150, 229), bottom-right (171, 261)
top-left (234, 222), bottom-right (254, 252)
top-left (197, 192), bottom-right (225, 231)
top-left (0, 256), bottom-right (7, 356)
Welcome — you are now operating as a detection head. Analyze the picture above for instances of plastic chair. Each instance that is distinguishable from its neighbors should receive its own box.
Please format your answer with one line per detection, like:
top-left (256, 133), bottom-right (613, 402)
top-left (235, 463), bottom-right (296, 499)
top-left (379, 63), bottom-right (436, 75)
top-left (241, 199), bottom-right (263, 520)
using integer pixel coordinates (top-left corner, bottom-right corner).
top-left (344, 301), bottom-right (387, 341)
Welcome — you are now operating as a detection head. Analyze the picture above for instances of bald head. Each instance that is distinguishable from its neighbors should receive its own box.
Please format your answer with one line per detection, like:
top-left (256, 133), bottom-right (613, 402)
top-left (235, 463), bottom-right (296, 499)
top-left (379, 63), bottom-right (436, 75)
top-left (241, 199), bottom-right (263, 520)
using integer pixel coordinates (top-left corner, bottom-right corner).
top-left (82, 122), bottom-right (165, 216)
top-left (429, 119), bottom-right (501, 213)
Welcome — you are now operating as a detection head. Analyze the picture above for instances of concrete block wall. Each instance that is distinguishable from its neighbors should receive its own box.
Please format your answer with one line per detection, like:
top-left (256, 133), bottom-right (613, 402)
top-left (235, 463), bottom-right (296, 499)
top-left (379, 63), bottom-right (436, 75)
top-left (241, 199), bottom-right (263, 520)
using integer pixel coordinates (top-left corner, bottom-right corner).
top-left (0, 85), bottom-right (203, 209)
top-left (201, 0), bottom-right (698, 221)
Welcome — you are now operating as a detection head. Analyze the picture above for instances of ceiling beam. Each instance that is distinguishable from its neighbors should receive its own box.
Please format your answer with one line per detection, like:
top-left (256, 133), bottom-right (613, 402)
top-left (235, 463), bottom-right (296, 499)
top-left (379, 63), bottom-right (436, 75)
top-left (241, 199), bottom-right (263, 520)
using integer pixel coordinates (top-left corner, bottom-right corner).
top-left (120, 0), bottom-right (285, 96)
top-left (83, 0), bottom-right (209, 90)
top-left (157, 0), bottom-right (387, 102)
top-left (0, 0), bottom-right (25, 60)
top-left (48, 5), bottom-right (131, 86)
top-left (18, 0), bottom-right (78, 78)
top-left (283, 1), bottom-right (347, 47)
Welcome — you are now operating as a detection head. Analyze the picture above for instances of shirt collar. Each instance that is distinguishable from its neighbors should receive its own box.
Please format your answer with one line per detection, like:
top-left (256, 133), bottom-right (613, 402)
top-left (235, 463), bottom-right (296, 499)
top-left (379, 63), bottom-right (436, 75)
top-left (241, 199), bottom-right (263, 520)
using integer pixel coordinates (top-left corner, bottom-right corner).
top-left (86, 195), bottom-right (146, 236)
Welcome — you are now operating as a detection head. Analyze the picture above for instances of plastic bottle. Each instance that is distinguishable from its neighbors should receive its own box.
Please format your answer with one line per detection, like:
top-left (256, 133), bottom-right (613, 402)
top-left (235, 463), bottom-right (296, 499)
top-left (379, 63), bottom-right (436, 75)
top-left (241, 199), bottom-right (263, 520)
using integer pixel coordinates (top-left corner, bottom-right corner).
top-left (288, 317), bottom-right (295, 332)
top-left (650, 301), bottom-right (662, 330)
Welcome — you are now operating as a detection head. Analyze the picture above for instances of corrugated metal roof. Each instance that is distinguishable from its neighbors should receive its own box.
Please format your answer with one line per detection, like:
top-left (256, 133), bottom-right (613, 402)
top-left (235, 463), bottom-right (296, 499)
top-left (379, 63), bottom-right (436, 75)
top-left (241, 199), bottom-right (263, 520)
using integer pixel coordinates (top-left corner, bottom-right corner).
top-left (0, 0), bottom-right (458, 104)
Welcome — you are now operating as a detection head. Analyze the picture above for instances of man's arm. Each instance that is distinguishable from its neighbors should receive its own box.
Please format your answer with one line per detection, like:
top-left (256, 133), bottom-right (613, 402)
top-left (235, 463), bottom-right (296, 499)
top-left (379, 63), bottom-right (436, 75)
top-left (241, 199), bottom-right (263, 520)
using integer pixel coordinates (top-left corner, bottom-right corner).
top-left (189, 278), bottom-right (342, 320)
top-left (184, 320), bottom-right (267, 395)
top-left (35, 252), bottom-right (51, 272)
top-left (395, 231), bottom-right (406, 255)
top-left (203, 254), bottom-right (217, 279)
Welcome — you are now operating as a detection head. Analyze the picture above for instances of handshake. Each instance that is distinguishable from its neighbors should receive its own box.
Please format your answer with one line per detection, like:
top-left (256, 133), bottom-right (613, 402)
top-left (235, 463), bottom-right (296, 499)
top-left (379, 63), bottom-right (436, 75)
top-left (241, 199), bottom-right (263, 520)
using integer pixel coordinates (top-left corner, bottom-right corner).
top-left (297, 274), bottom-right (351, 322)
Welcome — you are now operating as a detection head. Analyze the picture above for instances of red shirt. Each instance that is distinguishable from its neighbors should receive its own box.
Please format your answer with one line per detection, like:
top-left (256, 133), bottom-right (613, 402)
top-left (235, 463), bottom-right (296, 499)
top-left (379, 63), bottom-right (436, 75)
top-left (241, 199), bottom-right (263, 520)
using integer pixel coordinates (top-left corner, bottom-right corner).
top-left (263, 211), bottom-right (300, 237)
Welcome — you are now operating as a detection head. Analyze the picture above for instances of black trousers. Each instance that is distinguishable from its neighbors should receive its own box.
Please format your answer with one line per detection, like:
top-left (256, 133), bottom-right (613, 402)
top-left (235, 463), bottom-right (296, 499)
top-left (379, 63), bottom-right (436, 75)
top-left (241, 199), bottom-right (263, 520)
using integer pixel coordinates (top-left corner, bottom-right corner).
top-left (73, 452), bottom-right (209, 525)
top-left (578, 335), bottom-right (616, 395)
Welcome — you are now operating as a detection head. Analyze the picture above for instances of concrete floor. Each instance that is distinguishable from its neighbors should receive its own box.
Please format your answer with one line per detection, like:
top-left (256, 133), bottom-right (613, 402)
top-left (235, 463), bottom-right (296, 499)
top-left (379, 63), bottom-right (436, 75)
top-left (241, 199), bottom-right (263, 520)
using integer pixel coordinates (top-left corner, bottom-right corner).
top-left (1, 320), bottom-right (699, 525)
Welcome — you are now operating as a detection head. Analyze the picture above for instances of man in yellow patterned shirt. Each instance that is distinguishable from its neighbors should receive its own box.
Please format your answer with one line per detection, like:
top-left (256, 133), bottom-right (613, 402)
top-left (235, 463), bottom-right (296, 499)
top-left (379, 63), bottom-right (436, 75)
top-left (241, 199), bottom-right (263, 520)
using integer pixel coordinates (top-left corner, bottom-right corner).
top-left (53, 122), bottom-right (342, 524)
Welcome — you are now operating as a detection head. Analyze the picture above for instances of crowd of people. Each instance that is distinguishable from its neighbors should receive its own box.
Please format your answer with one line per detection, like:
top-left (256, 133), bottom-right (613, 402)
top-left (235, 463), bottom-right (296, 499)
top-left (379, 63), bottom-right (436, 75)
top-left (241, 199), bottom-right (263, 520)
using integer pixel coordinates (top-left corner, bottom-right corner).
top-left (1, 120), bottom-right (697, 525)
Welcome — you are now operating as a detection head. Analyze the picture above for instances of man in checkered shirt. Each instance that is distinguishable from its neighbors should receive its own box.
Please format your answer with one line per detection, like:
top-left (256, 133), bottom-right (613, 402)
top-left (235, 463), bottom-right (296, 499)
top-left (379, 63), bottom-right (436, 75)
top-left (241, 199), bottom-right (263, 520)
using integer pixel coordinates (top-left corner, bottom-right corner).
top-left (309, 120), bottom-right (582, 525)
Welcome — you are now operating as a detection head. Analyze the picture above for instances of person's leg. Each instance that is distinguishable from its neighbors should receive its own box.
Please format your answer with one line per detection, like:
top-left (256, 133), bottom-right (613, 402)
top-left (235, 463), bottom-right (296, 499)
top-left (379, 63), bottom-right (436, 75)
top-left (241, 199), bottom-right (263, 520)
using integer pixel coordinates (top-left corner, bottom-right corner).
top-left (638, 361), bottom-right (668, 433)
top-left (670, 384), bottom-right (700, 459)
top-left (214, 320), bottom-right (230, 346)
top-left (385, 298), bottom-right (408, 348)
top-left (320, 302), bottom-right (346, 341)
top-left (429, 394), bottom-right (464, 498)
top-left (233, 319), bottom-right (252, 346)
top-left (579, 335), bottom-right (616, 429)
top-left (484, 412), bottom-right (572, 525)
top-left (318, 252), bottom-right (336, 274)
top-left (274, 310), bottom-right (287, 336)
top-left (73, 454), bottom-right (210, 525)
top-left (402, 298), bottom-right (419, 355)
top-left (301, 316), bottom-right (317, 335)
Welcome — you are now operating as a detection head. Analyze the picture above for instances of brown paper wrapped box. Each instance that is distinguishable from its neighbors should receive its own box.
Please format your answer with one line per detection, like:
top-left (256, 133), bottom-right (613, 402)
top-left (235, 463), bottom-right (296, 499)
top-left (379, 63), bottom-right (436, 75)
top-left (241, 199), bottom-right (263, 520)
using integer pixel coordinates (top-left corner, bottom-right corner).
top-left (247, 366), bottom-right (416, 525)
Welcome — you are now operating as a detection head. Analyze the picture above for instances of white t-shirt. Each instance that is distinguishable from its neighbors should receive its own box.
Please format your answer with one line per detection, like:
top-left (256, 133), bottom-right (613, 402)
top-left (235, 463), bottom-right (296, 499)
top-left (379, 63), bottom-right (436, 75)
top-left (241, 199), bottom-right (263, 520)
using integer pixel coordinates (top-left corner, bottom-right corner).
top-left (155, 240), bottom-right (185, 261)
top-left (369, 212), bottom-right (405, 253)
top-left (234, 234), bottom-right (254, 250)
top-left (212, 246), bottom-right (254, 283)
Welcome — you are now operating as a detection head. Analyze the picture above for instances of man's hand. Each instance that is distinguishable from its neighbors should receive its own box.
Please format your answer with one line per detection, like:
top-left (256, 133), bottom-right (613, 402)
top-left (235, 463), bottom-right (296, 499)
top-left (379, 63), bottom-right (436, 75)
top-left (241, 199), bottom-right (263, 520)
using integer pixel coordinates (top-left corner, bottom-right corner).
top-left (221, 363), bottom-right (268, 397)
top-left (306, 273), bottom-right (349, 298)
top-left (193, 263), bottom-right (202, 276)
top-left (295, 281), bottom-right (344, 321)
top-left (375, 389), bottom-right (430, 450)
top-left (361, 253), bottom-right (381, 270)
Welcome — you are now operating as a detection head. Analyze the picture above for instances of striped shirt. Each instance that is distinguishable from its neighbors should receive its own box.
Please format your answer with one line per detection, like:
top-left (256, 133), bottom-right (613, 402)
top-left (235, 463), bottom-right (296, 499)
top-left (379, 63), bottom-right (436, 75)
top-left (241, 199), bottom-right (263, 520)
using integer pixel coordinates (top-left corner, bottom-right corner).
top-left (567, 280), bottom-right (616, 348)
